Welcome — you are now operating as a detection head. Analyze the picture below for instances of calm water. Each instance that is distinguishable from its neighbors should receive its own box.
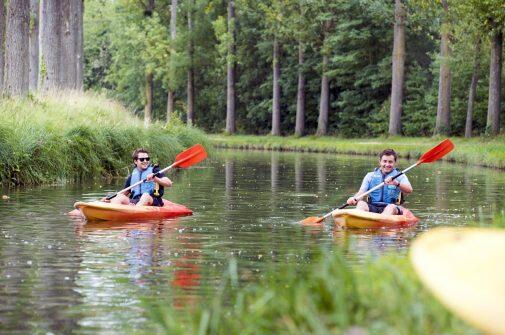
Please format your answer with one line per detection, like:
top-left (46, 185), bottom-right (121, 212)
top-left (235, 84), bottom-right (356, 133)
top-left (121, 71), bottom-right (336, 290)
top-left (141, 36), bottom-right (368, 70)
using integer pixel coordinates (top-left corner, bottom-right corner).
top-left (1, 149), bottom-right (504, 334)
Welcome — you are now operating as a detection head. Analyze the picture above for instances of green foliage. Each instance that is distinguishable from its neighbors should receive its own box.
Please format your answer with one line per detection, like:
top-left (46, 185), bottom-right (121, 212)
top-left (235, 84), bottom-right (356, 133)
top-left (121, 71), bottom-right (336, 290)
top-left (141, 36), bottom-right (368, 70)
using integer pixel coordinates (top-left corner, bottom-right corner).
top-left (83, 0), bottom-right (503, 137)
top-left (144, 250), bottom-right (479, 334)
top-left (0, 92), bottom-right (211, 186)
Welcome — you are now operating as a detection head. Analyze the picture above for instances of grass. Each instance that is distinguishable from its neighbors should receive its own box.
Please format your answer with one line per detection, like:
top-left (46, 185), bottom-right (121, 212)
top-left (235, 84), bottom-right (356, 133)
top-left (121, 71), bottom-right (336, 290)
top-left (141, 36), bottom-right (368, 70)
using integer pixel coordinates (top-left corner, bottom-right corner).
top-left (210, 134), bottom-right (505, 169)
top-left (144, 251), bottom-right (480, 335)
top-left (143, 213), bottom-right (505, 334)
top-left (0, 91), bottom-right (210, 186)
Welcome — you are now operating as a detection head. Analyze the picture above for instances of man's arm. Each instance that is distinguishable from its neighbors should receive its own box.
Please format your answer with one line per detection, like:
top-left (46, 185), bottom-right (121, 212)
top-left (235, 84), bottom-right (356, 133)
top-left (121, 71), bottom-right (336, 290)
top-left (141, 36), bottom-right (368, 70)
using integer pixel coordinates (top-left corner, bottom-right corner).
top-left (347, 173), bottom-right (372, 205)
top-left (385, 174), bottom-right (413, 194)
top-left (147, 168), bottom-right (172, 187)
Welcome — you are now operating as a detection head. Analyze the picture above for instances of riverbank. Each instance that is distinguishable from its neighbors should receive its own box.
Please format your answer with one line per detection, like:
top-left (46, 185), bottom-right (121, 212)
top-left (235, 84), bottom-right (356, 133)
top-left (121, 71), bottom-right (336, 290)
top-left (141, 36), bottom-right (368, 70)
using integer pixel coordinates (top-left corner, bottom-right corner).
top-left (0, 92), bottom-right (210, 186)
top-left (210, 134), bottom-right (505, 169)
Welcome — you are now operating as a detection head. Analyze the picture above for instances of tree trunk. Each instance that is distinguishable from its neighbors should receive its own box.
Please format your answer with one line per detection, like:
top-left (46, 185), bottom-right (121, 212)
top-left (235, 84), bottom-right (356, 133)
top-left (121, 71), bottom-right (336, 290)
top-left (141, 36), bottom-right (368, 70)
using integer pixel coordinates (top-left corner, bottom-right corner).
top-left (143, 0), bottom-right (155, 125)
top-left (271, 37), bottom-right (281, 136)
top-left (316, 54), bottom-right (329, 136)
top-left (75, 0), bottom-right (84, 90)
top-left (61, 0), bottom-right (78, 89)
top-left (0, 0), bottom-right (6, 92)
top-left (434, 0), bottom-right (451, 135)
top-left (486, 30), bottom-right (502, 136)
top-left (187, 0), bottom-right (194, 126)
top-left (39, 0), bottom-right (61, 91)
top-left (144, 72), bottom-right (153, 126)
top-left (388, 0), bottom-right (405, 136)
top-left (166, 0), bottom-right (177, 123)
top-left (225, 0), bottom-right (236, 134)
top-left (29, 0), bottom-right (39, 92)
top-left (465, 39), bottom-right (481, 138)
top-left (4, 0), bottom-right (30, 96)
top-left (294, 41), bottom-right (305, 137)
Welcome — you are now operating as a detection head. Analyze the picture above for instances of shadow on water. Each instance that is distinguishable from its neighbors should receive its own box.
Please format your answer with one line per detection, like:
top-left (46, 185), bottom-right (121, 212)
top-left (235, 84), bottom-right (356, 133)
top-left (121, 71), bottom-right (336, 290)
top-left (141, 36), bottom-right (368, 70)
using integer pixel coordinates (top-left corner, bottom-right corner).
top-left (1, 148), bottom-right (505, 333)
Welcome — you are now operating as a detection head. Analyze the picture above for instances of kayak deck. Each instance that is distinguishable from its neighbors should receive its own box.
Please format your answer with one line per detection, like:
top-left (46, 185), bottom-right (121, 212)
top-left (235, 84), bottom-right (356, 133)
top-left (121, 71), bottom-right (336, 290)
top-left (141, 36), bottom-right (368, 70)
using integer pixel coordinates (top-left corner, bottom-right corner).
top-left (74, 201), bottom-right (193, 221)
top-left (332, 208), bottom-right (419, 229)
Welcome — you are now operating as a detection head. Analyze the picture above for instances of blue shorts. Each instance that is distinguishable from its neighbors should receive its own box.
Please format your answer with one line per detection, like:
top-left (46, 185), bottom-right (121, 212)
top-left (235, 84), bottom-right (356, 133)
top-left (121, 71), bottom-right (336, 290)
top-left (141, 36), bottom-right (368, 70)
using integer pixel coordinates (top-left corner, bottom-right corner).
top-left (368, 203), bottom-right (403, 215)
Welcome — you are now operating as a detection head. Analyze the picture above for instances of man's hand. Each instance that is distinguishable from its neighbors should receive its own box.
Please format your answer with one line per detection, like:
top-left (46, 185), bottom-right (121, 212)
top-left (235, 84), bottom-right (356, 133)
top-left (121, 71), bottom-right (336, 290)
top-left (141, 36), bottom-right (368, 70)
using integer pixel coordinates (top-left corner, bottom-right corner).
top-left (100, 197), bottom-right (111, 203)
top-left (146, 173), bottom-right (156, 182)
top-left (347, 197), bottom-right (358, 205)
top-left (385, 177), bottom-right (399, 187)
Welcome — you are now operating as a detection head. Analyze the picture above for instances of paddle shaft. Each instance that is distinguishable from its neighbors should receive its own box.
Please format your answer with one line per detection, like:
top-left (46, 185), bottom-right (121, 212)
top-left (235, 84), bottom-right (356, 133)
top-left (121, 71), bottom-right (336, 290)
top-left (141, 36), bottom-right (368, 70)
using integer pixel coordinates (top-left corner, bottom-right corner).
top-left (106, 150), bottom-right (201, 200)
top-left (320, 161), bottom-right (420, 220)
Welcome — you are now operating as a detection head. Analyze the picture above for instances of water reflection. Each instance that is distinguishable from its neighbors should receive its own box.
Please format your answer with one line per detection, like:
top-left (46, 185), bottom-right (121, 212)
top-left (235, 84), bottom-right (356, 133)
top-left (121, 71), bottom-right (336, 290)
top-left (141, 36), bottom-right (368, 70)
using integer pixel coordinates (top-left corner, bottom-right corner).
top-left (1, 149), bottom-right (505, 334)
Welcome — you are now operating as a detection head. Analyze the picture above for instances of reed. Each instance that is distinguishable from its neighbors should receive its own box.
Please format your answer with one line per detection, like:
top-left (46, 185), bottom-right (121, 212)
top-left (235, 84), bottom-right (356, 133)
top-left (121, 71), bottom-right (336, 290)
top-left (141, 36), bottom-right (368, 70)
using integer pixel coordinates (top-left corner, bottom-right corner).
top-left (0, 92), bottom-right (210, 186)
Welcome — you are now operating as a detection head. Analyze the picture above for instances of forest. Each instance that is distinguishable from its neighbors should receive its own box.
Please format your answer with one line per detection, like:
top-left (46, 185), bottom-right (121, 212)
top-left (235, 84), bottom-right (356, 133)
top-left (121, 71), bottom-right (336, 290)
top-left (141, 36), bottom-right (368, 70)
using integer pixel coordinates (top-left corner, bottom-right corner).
top-left (1, 0), bottom-right (504, 137)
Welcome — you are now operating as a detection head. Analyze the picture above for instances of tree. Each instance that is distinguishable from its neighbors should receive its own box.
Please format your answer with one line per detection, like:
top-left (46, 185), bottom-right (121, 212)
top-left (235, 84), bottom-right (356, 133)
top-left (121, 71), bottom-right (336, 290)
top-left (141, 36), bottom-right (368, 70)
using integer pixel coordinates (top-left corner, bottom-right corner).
top-left (388, 0), bottom-right (406, 136)
top-left (61, 0), bottom-right (80, 89)
top-left (486, 29), bottom-right (502, 135)
top-left (166, 0), bottom-right (177, 122)
top-left (433, 0), bottom-right (451, 136)
top-left (4, 0), bottom-right (30, 96)
top-left (76, 0), bottom-right (84, 90)
top-left (316, 20), bottom-right (331, 136)
top-left (143, 0), bottom-right (155, 126)
top-left (464, 39), bottom-right (480, 138)
top-left (187, 0), bottom-right (195, 125)
top-left (226, 0), bottom-right (236, 134)
top-left (39, 0), bottom-right (61, 91)
top-left (0, 0), bottom-right (6, 92)
top-left (295, 41), bottom-right (305, 136)
top-left (271, 37), bottom-right (281, 135)
top-left (457, 0), bottom-right (505, 135)
top-left (29, 0), bottom-right (39, 92)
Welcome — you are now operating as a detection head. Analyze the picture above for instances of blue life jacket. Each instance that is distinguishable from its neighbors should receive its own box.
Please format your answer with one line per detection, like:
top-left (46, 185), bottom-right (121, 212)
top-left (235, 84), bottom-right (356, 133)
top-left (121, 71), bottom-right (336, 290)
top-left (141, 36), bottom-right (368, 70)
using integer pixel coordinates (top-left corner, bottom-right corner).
top-left (130, 165), bottom-right (155, 199)
top-left (368, 168), bottom-right (401, 205)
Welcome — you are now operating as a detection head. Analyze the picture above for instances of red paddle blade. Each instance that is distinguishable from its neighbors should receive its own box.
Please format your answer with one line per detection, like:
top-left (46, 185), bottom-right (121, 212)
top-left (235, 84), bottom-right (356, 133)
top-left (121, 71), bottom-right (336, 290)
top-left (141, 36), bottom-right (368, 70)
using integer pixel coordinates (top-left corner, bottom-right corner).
top-left (418, 139), bottom-right (454, 164)
top-left (300, 216), bottom-right (324, 225)
top-left (174, 144), bottom-right (208, 168)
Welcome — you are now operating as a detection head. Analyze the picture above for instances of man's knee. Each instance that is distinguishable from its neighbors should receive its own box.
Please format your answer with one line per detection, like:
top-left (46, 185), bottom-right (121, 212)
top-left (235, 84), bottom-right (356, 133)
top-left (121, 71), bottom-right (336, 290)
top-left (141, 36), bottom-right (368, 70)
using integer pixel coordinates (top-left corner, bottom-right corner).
top-left (384, 204), bottom-right (398, 215)
top-left (356, 200), bottom-right (369, 211)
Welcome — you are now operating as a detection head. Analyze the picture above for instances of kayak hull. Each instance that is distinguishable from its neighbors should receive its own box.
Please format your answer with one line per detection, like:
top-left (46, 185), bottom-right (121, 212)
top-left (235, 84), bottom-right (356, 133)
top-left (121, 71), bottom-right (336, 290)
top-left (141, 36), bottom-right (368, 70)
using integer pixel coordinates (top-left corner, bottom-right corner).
top-left (332, 208), bottom-right (419, 229)
top-left (411, 228), bottom-right (505, 335)
top-left (74, 201), bottom-right (193, 221)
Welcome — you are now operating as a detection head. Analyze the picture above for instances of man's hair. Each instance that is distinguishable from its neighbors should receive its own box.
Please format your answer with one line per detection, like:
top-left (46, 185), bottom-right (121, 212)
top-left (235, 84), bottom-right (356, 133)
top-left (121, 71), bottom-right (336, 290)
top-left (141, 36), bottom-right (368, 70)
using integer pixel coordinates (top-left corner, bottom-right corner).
top-left (132, 148), bottom-right (149, 161)
top-left (379, 149), bottom-right (397, 161)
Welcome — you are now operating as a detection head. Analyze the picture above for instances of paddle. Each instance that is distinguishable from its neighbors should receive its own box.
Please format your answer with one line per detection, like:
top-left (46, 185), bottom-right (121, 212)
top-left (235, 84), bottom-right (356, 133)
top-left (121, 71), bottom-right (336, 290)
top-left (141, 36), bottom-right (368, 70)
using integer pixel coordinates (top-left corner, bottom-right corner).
top-left (300, 139), bottom-right (455, 225)
top-left (105, 144), bottom-right (208, 200)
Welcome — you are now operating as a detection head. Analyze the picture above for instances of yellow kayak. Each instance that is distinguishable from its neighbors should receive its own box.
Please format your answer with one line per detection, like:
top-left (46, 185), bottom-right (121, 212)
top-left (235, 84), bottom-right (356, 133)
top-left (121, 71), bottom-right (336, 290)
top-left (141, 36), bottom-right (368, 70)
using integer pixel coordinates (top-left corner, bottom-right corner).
top-left (332, 208), bottom-right (419, 229)
top-left (411, 227), bottom-right (505, 335)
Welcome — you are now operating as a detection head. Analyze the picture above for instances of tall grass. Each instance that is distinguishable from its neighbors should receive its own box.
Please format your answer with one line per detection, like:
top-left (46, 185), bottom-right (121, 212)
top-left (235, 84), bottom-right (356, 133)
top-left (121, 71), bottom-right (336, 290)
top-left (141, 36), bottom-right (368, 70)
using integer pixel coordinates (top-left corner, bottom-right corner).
top-left (144, 213), bottom-right (505, 335)
top-left (0, 91), bottom-right (210, 186)
top-left (210, 134), bottom-right (505, 169)
top-left (144, 251), bottom-right (479, 335)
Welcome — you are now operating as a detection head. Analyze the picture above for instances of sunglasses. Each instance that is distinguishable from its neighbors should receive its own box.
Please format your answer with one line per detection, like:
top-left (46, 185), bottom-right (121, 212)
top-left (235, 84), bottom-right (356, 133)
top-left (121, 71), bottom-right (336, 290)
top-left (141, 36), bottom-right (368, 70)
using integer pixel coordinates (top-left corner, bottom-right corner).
top-left (136, 157), bottom-right (150, 162)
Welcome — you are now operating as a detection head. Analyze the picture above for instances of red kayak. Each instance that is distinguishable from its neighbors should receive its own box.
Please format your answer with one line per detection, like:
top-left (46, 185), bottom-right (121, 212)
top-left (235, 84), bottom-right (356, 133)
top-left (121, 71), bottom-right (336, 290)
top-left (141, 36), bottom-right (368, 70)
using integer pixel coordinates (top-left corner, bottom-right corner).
top-left (72, 201), bottom-right (193, 221)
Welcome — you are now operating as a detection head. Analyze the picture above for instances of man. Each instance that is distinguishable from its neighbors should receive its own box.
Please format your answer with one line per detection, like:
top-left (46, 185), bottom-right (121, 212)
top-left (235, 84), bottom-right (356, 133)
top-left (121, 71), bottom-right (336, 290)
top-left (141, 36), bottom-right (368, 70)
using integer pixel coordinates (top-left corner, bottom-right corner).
top-left (346, 148), bottom-right (412, 215)
top-left (104, 148), bottom-right (172, 206)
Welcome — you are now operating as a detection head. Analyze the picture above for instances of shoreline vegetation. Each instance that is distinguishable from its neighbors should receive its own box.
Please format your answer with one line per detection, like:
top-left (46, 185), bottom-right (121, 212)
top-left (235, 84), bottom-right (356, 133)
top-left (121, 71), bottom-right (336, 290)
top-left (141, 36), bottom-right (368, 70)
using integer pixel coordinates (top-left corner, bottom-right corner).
top-left (0, 92), bottom-right (209, 186)
top-left (210, 134), bottom-right (505, 170)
